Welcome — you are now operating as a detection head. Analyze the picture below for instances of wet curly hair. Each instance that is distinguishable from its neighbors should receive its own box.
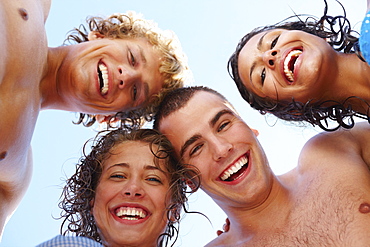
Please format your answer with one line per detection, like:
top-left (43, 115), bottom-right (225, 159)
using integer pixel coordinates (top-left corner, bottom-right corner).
top-left (228, 0), bottom-right (370, 131)
top-left (58, 128), bottom-right (200, 246)
top-left (64, 11), bottom-right (192, 129)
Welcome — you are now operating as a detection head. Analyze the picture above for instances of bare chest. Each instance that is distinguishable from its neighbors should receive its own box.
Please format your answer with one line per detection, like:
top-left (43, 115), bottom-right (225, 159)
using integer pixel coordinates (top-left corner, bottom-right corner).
top-left (252, 180), bottom-right (370, 246)
top-left (0, 1), bottom-right (47, 167)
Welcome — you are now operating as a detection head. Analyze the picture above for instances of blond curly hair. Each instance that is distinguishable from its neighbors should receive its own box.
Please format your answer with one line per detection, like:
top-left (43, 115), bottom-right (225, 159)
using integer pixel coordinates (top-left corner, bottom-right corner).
top-left (66, 11), bottom-right (192, 128)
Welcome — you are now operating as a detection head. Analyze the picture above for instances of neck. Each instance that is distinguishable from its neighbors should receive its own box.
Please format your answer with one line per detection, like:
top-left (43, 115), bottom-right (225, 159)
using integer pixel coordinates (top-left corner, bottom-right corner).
top-left (218, 175), bottom-right (292, 242)
top-left (39, 46), bottom-right (70, 111)
top-left (324, 53), bottom-right (370, 114)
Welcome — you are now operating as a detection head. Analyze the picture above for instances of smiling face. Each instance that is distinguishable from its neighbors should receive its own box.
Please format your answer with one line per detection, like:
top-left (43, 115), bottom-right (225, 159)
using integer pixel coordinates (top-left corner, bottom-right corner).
top-left (238, 29), bottom-right (339, 103)
top-left (158, 91), bottom-right (273, 209)
top-left (57, 36), bottom-right (164, 115)
top-left (92, 141), bottom-right (170, 247)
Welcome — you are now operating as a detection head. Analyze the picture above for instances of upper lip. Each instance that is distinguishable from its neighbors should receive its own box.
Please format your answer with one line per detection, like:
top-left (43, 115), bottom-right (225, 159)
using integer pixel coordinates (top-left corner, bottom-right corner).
top-left (280, 47), bottom-right (303, 85)
top-left (97, 60), bottom-right (109, 96)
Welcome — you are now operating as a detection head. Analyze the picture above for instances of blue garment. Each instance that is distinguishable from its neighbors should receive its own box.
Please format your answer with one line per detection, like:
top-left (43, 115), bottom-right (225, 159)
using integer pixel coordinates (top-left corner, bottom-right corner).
top-left (360, 11), bottom-right (370, 65)
top-left (36, 235), bottom-right (102, 247)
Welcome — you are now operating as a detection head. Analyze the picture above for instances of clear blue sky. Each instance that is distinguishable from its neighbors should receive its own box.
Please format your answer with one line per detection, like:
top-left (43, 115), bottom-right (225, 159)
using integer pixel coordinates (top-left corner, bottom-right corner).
top-left (0, 0), bottom-right (363, 246)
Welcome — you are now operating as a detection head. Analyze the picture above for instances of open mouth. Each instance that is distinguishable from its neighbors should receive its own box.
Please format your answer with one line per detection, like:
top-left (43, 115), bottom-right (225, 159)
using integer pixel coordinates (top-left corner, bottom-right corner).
top-left (115, 206), bottom-right (147, 221)
top-left (220, 155), bottom-right (249, 182)
top-left (98, 63), bottom-right (109, 95)
top-left (283, 49), bottom-right (302, 83)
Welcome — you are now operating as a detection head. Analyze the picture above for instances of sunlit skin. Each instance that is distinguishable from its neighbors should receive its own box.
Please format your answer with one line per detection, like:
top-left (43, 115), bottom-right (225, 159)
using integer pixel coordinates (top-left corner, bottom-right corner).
top-left (92, 141), bottom-right (170, 247)
top-left (43, 35), bottom-right (164, 115)
top-left (0, 0), bottom-right (164, 239)
top-left (159, 91), bottom-right (275, 210)
top-left (238, 29), bottom-right (370, 109)
top-left (158, 90), bottom-right (370, 246)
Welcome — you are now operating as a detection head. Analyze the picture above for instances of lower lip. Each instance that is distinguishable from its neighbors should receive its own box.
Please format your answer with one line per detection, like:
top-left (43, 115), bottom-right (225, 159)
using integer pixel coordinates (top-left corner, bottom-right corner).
top-left (280, 49), bottom-right (303, 85)
top-left (221, 156), bottom-right (252, 185)
top-left (292, 53), bottom-right (302, 84)
top-left (95, 65), bottom-right (102, 97)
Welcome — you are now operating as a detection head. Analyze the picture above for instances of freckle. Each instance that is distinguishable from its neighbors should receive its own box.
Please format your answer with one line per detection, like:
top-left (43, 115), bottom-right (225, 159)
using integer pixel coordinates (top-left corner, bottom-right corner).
top-left (18, 8), bottom-right (29, 20)
top-left (359, 202), bottom-right (370, 214)
top-left (0, 151), bottom-right (7, 161)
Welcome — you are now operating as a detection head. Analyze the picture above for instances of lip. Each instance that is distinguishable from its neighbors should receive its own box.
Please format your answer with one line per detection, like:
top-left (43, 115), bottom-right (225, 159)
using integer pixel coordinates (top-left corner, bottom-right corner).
top-left (217, 151), bottom-right (251, 185)
top-left (110, 203), bottom-right (151, 225)
top-left (280, 46), bottom-right (303, 85)
top-left (96, 60), bottom-right (111, 98)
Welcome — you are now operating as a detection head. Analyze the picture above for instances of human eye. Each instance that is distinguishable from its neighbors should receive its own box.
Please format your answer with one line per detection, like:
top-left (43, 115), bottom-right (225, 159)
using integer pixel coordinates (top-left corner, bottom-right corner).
top-left (132, 85), bottom-right (137, 101)
top-left (260, 68), bottom-right (266, 85)
top-left (189, 143), bottom-right (203, 157)
top-left (129, 50), bottom-right (136, 66)
top-left (110, 173), bottom-right (126, 179)
top-left (271, 35), bottom-right (280, 49)
top-left (147, 176), bottom-right (163, 184)
top-left (218, 120), bottom-right (231, 132)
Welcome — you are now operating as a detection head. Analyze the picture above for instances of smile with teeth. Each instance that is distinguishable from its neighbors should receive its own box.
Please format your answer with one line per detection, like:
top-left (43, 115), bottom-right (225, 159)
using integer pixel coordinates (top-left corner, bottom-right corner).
top-left (115, 206), bottom-right (147, 221)
top-left (283, 49), bottom-right (302, 83)
top-left (98, 63), bottom-right (109, 95)
top-left (220, 155), bottom-right (249, 181)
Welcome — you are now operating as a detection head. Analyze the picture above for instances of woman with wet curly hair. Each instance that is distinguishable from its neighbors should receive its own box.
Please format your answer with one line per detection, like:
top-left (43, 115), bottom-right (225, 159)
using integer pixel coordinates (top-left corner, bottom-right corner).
top-left (228, 0), bottom-right (370, 131)
top-left (38, 128), bottom-right (199, 247)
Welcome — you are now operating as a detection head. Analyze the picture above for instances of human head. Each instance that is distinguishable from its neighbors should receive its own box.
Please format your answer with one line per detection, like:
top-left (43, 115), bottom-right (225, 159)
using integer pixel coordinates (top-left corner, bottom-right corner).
top-left (154, 86), bottom-right (272, 208)
top-left (65, 11), bottom-right (191, 128)
top-left (59, 128), bottom-right (199, 246)
top-left (228, 0), bottom-right (364, 131)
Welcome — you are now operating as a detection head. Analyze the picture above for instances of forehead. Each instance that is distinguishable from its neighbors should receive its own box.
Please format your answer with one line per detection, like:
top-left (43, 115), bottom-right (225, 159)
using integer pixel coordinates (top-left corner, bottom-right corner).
top-left (238, 31), bottom-right (267, 81)
top-left (103, 141), bottom-right (162, 168)
top-left (159, 91), bottom-right (234, 153)
top-left (134, 38), bottom-right (165, 103)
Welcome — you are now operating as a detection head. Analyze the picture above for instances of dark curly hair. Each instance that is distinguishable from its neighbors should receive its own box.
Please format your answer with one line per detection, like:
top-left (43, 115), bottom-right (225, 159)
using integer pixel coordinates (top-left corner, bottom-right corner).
top-left (228, 0), bottom-right (370, 131)
top-left (65, 11), bottom-right (191, 129)
top-left (58, 128), bottom-right (200, 246)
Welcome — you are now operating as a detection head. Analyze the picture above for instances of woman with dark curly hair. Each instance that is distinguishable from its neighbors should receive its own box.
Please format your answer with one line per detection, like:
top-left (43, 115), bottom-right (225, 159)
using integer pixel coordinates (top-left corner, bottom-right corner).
top-left (37, 128), bottom-right (199, 247)
top-left (1, 0), bottom-right (190, 237)
top-left (228, 0), bottom-right (370, 131)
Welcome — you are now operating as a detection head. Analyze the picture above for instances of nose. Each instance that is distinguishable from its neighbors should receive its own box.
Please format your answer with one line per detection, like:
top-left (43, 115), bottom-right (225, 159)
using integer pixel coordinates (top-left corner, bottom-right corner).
top-left (262, 49), bottom-right (278, 68)
top-left (122, 179), bottom-right (144, 198)
top-left (117, 65), bottom-right (140, 89)
top-left (211, 137), bottom-right (233, 161)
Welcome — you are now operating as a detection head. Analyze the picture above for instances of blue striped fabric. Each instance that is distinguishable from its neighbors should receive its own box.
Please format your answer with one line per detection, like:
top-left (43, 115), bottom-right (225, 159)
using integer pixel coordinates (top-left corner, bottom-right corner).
top-left (36, 235), bottom-right (102, 247)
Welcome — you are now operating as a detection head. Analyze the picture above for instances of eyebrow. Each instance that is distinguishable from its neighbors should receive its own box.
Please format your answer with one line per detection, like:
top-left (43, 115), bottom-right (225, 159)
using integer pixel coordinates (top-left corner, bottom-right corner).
top-left (249, 32), bottom-right (268, 83)
top-left (210, 109), bottom-right (232, 127)
top-left (144, 82), bottom-right (149, 101)
top-left (138, 44), bottom-right (147, 64)
top-left (179, 109), bottom-right (233, 157)
top-left (180, 134), bottom-right (201, 157)
top-left (107, 163), bottom-right (164, 173)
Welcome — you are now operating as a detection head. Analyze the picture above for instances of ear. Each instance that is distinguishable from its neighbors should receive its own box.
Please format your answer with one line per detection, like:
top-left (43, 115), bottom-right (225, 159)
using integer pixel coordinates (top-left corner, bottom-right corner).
top-left (185, 179), bottom-right (198, 192)
top-left (95, 114), bottom-right (118, 124)
top-left (251, 128), bottom-right (259, 137)
top-left (88, 31), bottom-right (105, 41)
top-left (90, 198), bottom-right (95, 210)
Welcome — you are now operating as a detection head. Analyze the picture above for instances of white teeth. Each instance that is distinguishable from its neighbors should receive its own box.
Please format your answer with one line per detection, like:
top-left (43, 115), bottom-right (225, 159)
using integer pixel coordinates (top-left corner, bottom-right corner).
top-left (98, 63), bottom-right (109, 95)
top-left (115, 207), bottom-right (147, 220)
top-left (220, 156), bottom-right (248, 181)
top-left (283, 50), bottom-right (302, 82)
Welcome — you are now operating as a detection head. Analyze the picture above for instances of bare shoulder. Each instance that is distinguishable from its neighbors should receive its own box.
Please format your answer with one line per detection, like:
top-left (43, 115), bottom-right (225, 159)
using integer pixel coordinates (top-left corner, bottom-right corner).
top-left (204, 233), bottom-right (238, 247)
top-left (299, 122), bottom-right (370, 171)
